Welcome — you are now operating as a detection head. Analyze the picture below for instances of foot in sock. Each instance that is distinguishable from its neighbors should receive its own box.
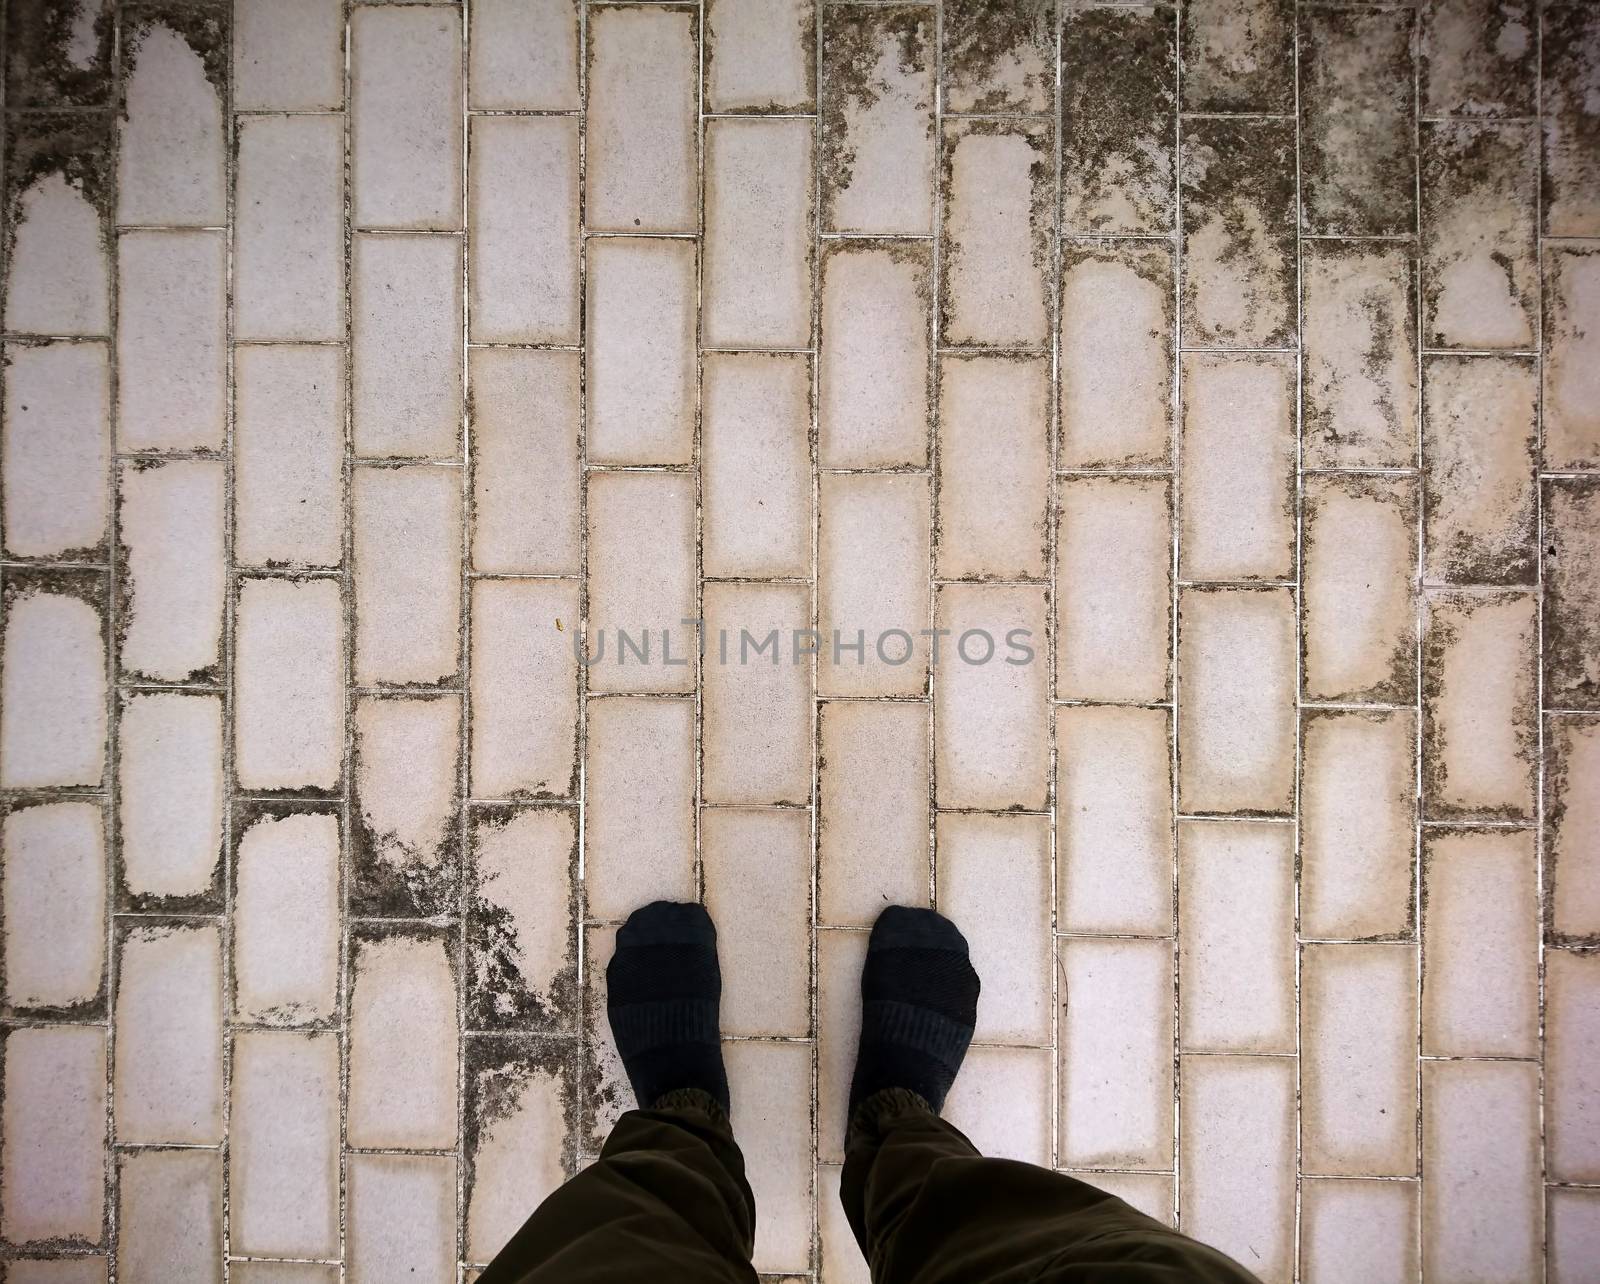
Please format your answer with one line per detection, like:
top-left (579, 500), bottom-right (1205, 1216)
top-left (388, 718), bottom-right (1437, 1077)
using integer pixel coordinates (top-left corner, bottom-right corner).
top-left (848, 905), bottom-right (980, 1121)
top-left (606, 900), bottom-right (730, 1114)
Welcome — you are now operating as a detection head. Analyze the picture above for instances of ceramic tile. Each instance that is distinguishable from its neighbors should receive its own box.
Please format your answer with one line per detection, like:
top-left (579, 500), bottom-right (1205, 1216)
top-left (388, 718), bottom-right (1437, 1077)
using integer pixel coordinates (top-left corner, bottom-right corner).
top-left (1549, 1187), bottom-right (1600, 1284)
top-left (346, 1154), bottom-right (456, 1284)
top-left (1547, 714), bottom-right (1600, 941)
top-left (468, 0), bottom-right (579, 110)
top-left (705, 0), bottom-right (813, 113)
top-left (0, 1025), bottom-right (105, 1245)
top-left (2, 123), bottom-right (110, 337)
top-left (1546, 947), bottom-right (1600, 1182)
top-left (233, 0), bottom-right (343, 111)
top-left (116, 1148), bottom-right (222, 1283)
top-left (116, 690), bottom-right (223, 905)
top-left (942, 0), bottom-right (1053, 115)
top-left (0, 801), bottom-right (106, 1013)
top-left (1300, 1178), bottom-right (1420, 1284)
top-left (1419, 0), bottom-right (1536, 118)
top-left (116, 14), bottom-right (226, 227)
top-left (1544, 244), bottom-right (1600, 470)
top-left (1541, 4), bottom-right (1600, 237)
top-left (1180, 0), bottom-right (1293, 114)
top-left (0, 574), bottom-right (107, 790)
top-left (942, 1045), bottom-right (1053, 1166)
top-left (726, 1040), bottom-right (814, 1273)
top-left (1544, 478), bottom-right (1600, 711)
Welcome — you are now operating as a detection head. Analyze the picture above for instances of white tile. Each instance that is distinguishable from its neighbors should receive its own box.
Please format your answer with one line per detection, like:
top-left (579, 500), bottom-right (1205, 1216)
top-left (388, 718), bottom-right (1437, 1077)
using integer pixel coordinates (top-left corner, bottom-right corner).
top-left (465, 1041), bottom-right (570, 1262)
top-left (117, 20), bottom-right (225, 226)
top-left (235, 577), bottom-right (344, 793)
top-left (116, 691), bottom-right (223, 903)
top-left (942, 1045), bottom-right (1052, 1166)
top-left (4, 172), bottom-right (109, 337)
top-left (0, 1026), bottom-right (105, 1245)
top-left (233, 0), bottom-right (345, 111)
top-left (0, 581), bottom-right (107, 789)
top-left (1547, 948), bottom-right (1600, 1183)
top-left (233, 810), bottom-right (341, 1026)
top-left (469, 0), bottom-right (580, 110)
top-left (1300, 1178), bottom-right (1419, 1284)
top-left (705, 0), bottom-right (814, 112)
top-left (1550, 1187), bottom-right (1600, 1284)
top-left (726, 1041), bottom-right (813, 1273)
top-left (0, 802), bottom-right (106, 1012)
top-left (816, 928), bottom-right (868, 1163)
top-left (116, 1148), bottom-right (221, 1283)
top-left (347, 1154), bottom-right (457, 1284)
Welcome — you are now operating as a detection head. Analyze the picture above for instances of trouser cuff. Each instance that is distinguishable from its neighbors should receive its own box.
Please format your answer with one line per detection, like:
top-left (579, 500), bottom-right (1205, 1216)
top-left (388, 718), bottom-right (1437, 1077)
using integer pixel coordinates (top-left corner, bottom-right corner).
top-left (649, 1085), bottom-right (733, 1129)
top-left (846, 1085), bottom-right (934, 1147)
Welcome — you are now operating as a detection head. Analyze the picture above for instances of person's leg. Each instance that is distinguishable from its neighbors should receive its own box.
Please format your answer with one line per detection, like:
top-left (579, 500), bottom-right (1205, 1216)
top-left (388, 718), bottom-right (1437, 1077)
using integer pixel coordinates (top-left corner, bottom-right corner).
top-left (838, 906), bottom-right (1260, 1284)
top-left (478, 902), bottom-right (758, 1284)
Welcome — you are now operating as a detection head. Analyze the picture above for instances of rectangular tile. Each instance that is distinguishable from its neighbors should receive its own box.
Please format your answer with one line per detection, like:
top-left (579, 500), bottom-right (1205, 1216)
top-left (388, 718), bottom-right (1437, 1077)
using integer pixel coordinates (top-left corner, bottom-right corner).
top-left (1060, 5), bottom-right (1176, 236)
top-left (1058, 239), bottom-right (1174, 470)
top-left (117, 458), bottom-right (224, 683)
top-left (347, 925), bottom-right (459, 1150)
top-left (1178, 353), bottom-right (1295, 582)
top-left (1421, 589), bottom-right (1537, 820)
top-left (937, 813), bottom-right (1051, 1045)
top-left (471, 578), bottom-right (579, 800)
top-left (942, 0), bottom-right (1052, 114)
top-left (1549, 1187), bottom-right (1600, 1284)
top-left (818, 700), bottom-right (929, 927)
top-left (704, 808), bottom-right (811, 1038)
top-left (467, 808), bottom-right (577, 1031)
top-left (0, 571), bottom-right (108, 790)
top-left (116, 1147), bottom-right (221, 1282)
top-left (116, 229), bottom-right (225, 451)
top-left (113, 921), bottom-right (223, 1144)
top-left (1422, 355), bottom-right (1538, 586)
top-left (1542, 4), bottom-right (1600, 237)
top-left (352, 233), bottom-right (463, 459)
top-left (116, 691), bottom-right (223, 907)
top-left (1056, 705), bottom-right (1172, 937)
top-left (1301, 943), bottom-right (1417, 1177)
top-left (0, 1026), bottom-right (105, 1245)
top-left (1298, 8), bottom-right (1416, 238)
top-left (940, 120), bottom-right (1051, 348)
top-left (1419, 0), bottom-right (1536, 118)
top-left (233, 0), bottom-right (344, 111)
top-left (1302, 473), bottom-right (1418, 704)
top-left (817, 241), bottom-right (932, 468)
top-left (235, 577), bottom-right (344, 793)
top-left (586, 471), bottom-right (697, 694)
top-left (936, 355), bottom-right (1050, 580)
top-left (347, 1154), bottom-right (456, 1284)
top-left (816, 928), bottom-right (867, 1164)
top-left (1545, 478), bottom-right (1600, 711)
top-left (818, 473), bottom-right (931, 698)
top-left (1544, 244), bottom-right (1600, 470)
top-left (1178, 1055), bottom-right (1296, 1284)
top-left (1056, 479), bottom-right (1170, 703)
top-left (1547, 947), bottom-right (1600, 1182)
top-left (469, 116), bottom-right (580, 345)
top-left (726, 1041), bottom-right (813, 1273)
top-left (1300, 1178), bottom-right (1420, 1284)
top-left (469, 0), bottom-right (579, 110)
top-left (584, 696), bottom-right (696, 921)
top-left (116, 11), bottom-right (226, 227)
top-left (705, 0), bottom-right (814, 112)
top-left (1421, 827), bottom-right (1539, 1057)
top-left (942, 1044), bottom-right (1053, 1167)
top-left (234, 344), bottom-right (344, 569)
top-left (704, 117), bottom-right (814, 349)
top-left (352, 464), bottom-right (462, 687)
top-left (235, 114), bottom-right (343, 342)
top-left (1301, 240), bottom-right (1418, 470)
top-left (933, 583), bottom-right (1049, 811)
top-left (702, 352), bottom-right (811, 579)
top-left (703, 583), bottom-right (811, 806)
top-left (1421, 1060), bottom-right (1540, 1283)
top-left (819, 5), bottom-right (935, 235)
top-left (1180, 119), bottom-right (1297, 350)
top-left (229, 1031), bottom-right (339, 1259)
top-left (3, 118), bottom-right (111, 337)
top-left (1300, 710), bottom-right (1415, 941)
top-left (1178, 820), bottom-right (1295, 1054)
top-left (1, 339), bottom-right (110, 560)
top-left (2, 1257), bottom-right (111, 1284)
top-left (1180, 0), bottom-right (1293, 114)
top-left (351, 694), bottom-right (461, 917)
top-left (1059, 937), bottom-right (1173, 1170)
top-left (1548, 713), bottom-right (1600, 941)
top-left (1176, 587), bottom-right (1296, 815)
top-left (232, 806), bottom-right (340, 1026)
top-left (469, 348), bottom-right (580, 576)
top-left (1420, 121), bottom-right (1538, 350)
top-left (585, 4), bottom-right (698, 232)
top-left (585, 238), bottom-right (697, 467)
top-left (464, 1037), bottom-right (573, 1263)
top-left (0, 800), bottom-right (106, 1014)
top-left (350, 4), bottom-right (462, 229)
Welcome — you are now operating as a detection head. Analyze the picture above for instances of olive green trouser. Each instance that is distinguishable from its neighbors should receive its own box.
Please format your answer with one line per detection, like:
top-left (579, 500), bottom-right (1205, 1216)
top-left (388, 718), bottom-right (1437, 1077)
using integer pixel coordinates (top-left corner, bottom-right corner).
top-left (478, 1087), bottom-right (1261, 1283)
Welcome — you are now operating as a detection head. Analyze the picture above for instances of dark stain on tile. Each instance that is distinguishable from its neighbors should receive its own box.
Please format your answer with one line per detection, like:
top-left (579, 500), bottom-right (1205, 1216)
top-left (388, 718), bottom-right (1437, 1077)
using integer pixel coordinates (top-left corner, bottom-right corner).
top-left (703, 0), bottom-right (815, 114)
top-left (1180, 117), bottom-right (1296, 349)
top-left (1542, 242), bottom-right (1600, 472)
top-left (1181, 0), bottom-right (1294, 115)
top-left (466, 805), bottom-right (580, 1033)
top-left (2, 111), bottom-right (115, 261)
top-left (1419, 0), bottom-right (1536, 118)
top-left (942, 0), bottom-right (1055, 114)
top-left (1420, 120), bottom-right (1538, 350)
top-left (1543, 477), bottom-right (1600, 711)
top-left (4, 0), bottom-right (114, 107)
top-left (1421, 354), bottom-right (1538, 588)
top-left (120, 1), bottom-right (231, 105)
top-left (464, 1034), bottom-right (579, 1211)
top-left (1543, 713), bottom-right (1600, 946)
top-left (1299, 7), bottom-right (1416, 237)
top-left (1542, 3), bottom-right (1600, 236)
top-left (1060, 4), bottom-right (1175, 236)
top-left (818, 5), bottom-right (933, 231)
top-left (1301, 240), bottom-right (1418, 470)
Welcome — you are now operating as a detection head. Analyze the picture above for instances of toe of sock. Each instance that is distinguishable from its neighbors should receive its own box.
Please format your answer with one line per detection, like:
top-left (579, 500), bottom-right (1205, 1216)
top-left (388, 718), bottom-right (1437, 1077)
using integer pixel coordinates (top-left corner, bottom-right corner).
top-left (617, 900), bottom-right (717, 949)
top-left (869, 905), bottom-right (970, 954)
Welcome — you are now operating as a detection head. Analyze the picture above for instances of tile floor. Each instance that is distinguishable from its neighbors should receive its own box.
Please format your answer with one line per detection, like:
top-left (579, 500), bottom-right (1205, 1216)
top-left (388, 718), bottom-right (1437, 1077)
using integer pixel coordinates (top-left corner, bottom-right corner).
top-left (0, 0), bottom-right (1598, 1280)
